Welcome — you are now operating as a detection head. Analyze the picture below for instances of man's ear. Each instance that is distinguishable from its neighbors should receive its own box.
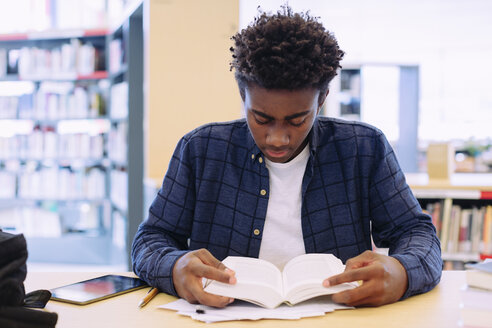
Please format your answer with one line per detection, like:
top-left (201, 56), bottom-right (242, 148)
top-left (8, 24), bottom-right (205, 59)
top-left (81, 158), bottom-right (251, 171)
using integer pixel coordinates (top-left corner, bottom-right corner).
top-left (317, 89), bottom-right (330, 114)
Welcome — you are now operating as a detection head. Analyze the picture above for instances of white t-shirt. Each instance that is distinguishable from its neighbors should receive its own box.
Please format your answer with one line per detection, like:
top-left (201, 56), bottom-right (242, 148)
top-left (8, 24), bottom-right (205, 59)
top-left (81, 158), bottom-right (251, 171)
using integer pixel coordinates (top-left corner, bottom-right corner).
top-left (258, 144), bottom-right (310, 269)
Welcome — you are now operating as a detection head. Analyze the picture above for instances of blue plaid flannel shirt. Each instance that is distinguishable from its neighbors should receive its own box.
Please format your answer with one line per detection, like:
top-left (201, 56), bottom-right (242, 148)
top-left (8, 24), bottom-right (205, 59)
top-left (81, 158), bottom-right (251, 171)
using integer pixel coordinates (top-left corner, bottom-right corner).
top-left (132, 117), bottom-right (442, 299)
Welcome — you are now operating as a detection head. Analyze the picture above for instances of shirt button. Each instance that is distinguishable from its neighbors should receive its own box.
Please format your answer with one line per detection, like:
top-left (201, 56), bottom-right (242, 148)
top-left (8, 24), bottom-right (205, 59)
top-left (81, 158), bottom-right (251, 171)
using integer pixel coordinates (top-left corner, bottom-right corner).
top-left (253, 229), bottom-right (260, 236)
top-left (258, 157), bottom-right (263, 164)
top-left (251, 154), bottom-right (255, 160)
top-left (260, 189), bottom-right (267, 196)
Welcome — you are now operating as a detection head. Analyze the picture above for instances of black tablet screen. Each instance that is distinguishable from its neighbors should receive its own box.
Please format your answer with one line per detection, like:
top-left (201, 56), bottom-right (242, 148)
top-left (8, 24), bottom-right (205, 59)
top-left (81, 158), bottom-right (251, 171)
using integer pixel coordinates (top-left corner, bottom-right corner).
top-left (50, 274), bottom-right (147, 305)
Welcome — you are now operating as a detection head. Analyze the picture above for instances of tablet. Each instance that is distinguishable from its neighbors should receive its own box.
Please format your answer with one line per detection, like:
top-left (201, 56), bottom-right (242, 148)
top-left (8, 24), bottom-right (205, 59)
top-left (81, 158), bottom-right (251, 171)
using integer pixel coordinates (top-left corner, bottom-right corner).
top-left (50, 274), bottom-right (148, 305)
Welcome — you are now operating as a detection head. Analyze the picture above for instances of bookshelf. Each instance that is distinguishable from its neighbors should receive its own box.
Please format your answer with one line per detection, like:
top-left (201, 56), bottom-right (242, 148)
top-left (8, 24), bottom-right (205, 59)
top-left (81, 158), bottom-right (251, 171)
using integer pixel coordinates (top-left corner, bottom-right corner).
top-left (0, 4), bottom-right (144, 268)
top-left (407, 173), bottom-right (492, 266)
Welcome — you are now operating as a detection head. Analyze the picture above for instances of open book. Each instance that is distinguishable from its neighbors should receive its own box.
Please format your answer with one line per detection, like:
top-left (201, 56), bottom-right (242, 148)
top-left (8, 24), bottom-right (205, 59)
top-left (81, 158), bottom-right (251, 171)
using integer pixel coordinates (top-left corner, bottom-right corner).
top-left (204, 253), bottom-right (358, 309)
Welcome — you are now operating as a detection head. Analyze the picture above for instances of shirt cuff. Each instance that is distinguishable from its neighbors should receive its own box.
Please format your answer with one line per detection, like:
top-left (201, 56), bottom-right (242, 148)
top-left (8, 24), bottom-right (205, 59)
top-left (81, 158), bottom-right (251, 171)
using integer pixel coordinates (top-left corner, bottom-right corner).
top-left (391, 253), bottom-right (419, 300)
top-left (155, 250), bottom-right (190, 297)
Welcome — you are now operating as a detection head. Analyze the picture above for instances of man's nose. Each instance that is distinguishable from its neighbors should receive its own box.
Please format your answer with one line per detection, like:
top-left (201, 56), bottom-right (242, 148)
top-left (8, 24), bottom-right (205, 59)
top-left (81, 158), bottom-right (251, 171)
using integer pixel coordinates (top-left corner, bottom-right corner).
top-left (266, 124), bottom-right (289, 147)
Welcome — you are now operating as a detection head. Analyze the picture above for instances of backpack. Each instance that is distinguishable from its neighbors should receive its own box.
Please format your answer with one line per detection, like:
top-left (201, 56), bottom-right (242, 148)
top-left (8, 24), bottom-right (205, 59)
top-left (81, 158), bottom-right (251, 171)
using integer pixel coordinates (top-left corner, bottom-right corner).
top-left (0, 230), bottom-right (58, 327)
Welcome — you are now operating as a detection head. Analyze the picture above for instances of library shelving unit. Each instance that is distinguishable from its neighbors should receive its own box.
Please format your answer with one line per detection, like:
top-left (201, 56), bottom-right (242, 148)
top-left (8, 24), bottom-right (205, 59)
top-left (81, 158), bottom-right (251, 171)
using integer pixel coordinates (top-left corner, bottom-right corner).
top-left (407, 173), bottom-right (492, 266)
top-left (106, 2), bottom-right (144, 268)
top-left (0, 3), bottom-right (143, 268)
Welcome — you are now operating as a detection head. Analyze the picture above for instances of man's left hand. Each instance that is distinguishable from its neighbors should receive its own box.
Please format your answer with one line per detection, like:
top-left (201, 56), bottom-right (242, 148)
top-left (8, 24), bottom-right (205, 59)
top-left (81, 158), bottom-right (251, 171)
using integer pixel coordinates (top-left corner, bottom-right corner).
top-left (323, 250), bottom-right (408, 307)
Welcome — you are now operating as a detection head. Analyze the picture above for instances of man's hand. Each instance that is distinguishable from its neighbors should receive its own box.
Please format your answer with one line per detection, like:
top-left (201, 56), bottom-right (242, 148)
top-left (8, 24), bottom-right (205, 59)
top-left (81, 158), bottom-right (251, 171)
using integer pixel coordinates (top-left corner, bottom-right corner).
top-left (172, 248), bottom-right (236, 307)
top-left (323, 250), bottom-right (408, 307)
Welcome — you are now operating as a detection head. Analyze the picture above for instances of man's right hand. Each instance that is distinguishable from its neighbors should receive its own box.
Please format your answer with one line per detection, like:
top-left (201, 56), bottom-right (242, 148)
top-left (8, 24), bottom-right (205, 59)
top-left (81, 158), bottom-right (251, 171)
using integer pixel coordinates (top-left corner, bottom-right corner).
top-left (172, 248), bottom-right (236, 307)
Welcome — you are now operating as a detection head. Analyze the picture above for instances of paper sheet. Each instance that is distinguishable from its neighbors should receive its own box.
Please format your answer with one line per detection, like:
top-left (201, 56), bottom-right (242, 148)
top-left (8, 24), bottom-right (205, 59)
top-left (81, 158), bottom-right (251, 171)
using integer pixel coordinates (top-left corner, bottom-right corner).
top-left (159, 296), bottom-right (353, 323)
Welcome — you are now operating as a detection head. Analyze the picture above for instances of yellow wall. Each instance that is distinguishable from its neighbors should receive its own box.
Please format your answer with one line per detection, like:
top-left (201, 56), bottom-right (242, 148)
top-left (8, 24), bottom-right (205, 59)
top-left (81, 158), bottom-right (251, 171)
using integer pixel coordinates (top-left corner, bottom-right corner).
top-left (146, 0), bottom-right (241, 183)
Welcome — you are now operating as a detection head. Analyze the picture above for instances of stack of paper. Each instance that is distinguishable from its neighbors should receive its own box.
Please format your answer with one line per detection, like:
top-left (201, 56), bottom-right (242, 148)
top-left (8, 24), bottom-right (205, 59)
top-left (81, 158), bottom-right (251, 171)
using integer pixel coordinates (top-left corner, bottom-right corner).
top-left (159, 297), bottom-right (353, 323)
top-left (460, 260), bottom-right (492, 328)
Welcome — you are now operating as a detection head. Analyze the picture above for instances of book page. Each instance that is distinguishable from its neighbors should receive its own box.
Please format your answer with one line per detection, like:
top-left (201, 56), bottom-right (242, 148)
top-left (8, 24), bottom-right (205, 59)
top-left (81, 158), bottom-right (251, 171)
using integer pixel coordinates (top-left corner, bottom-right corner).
top-left (204, 256), bottom-right (284, 309)
top-left (282, 253), bottom-right (358, 305)
top-left (223, 257), bottom-right (282, 288)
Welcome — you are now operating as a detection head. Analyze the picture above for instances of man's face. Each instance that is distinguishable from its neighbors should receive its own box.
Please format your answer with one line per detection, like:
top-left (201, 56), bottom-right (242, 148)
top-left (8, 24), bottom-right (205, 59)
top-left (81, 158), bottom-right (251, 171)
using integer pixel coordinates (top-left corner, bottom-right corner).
top-left (244, 85), bottom-right (325, 163)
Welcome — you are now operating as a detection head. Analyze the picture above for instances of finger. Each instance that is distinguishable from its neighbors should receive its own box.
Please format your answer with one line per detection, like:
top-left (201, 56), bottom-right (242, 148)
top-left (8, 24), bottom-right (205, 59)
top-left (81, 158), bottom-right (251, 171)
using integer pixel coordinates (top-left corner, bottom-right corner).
top-left (192, 287), bottom-right (234, 308)
top-left (324, 265), bottom-right (374, 287)
top-left (344, 250), bottom-right (377, 270)
top-left (191, 261), bottom-right (236, 284)
top-left (331, 281), bottom-right (377, 306)
top-left (348, 295), bottom-right (379, 307)
top-left (197, 249), bottom-right (231, 271)
top-left (194, 249), bottom-right (236, 283)
top-left (184, 276), bottom-right (234, 308)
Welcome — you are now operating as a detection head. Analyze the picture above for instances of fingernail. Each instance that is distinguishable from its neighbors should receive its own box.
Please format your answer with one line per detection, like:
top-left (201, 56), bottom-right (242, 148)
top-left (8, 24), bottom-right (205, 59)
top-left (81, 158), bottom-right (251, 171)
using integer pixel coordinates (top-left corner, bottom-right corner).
top-left (229, 276), bottom-right (237, 284)
top-left (225, 268), bottom-right (235, 274)
top-left (229, 298), bottom-right (234, 304)
top-left (322, 280), bottom-right (330, 287)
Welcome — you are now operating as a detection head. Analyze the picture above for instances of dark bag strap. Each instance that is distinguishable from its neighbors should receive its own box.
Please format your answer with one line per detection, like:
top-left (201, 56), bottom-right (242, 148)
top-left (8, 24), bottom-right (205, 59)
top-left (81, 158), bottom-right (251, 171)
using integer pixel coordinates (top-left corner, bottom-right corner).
top-left (24, 290), bottom-right (53, 308)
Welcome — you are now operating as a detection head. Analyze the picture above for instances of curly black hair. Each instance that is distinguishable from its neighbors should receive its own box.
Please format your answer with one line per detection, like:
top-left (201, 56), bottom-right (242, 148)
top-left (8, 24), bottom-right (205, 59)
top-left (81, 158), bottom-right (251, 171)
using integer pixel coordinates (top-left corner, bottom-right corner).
top-left (231, 5), bottom-right (344, 99)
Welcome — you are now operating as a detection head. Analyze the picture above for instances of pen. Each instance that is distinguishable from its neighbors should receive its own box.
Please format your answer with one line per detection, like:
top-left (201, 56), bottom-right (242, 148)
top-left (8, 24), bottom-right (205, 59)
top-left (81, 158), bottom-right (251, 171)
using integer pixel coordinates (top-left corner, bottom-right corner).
top-left (138, 287), bottom-right (159, 308)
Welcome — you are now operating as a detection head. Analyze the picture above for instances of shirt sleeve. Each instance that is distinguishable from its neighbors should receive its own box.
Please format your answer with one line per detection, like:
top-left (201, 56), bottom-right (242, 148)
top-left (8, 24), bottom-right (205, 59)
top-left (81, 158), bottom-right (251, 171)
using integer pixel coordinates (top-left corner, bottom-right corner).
top-left (368, 132), bottom-right (442, 299)
top-left (131, 136), bottom-right (195, 296)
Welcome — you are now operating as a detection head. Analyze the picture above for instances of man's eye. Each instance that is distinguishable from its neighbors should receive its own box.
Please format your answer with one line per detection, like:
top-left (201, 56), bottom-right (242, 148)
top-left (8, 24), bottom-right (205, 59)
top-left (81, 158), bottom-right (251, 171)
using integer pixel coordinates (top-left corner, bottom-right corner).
top-left (255, 117), bottom-right (269, 125)
top-left (289, 118), bottom-right (306, 127)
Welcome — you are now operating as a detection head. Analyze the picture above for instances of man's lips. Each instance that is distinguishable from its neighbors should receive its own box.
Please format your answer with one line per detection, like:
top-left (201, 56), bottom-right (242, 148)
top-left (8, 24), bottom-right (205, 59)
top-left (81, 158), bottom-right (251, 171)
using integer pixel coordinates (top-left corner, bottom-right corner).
top-left (265, 149), bottom-right (289, 158)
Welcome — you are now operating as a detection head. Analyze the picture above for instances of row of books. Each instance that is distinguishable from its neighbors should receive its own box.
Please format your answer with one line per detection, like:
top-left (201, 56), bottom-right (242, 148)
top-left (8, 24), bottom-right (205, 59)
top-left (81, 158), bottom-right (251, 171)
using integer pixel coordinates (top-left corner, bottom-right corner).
top-left (0, 206), bottom-right (62, 237)
top-left (0, 39), bottom-right (105, 78)
top-left (0, 201), bottom-right (106, 238)
top-left (426, 200), bottom-right (492, 256)
top-left (0, 166), bottom-right (106, 200)
top-left (0, 81), bottom-right (106, 120)
top-left (0, 132), bottom-right (105, 160)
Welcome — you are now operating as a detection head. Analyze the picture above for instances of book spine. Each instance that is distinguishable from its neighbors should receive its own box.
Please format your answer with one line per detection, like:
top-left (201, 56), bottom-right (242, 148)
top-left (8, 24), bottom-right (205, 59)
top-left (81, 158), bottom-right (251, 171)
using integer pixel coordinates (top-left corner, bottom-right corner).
top-left (483, 205), bottom-right (492, 256)
top-left (440, 198), bottom-right (453, 252)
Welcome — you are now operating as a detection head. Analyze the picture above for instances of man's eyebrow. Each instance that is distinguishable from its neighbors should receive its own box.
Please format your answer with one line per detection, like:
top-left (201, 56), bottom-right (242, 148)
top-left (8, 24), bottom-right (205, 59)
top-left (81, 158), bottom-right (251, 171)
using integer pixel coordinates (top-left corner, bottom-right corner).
top-left (252, 109), bottom-right (274, 120)
top-left (284, 111), bottom-right (310, 120)
top-left (251, 109), bottom-right (310, 120)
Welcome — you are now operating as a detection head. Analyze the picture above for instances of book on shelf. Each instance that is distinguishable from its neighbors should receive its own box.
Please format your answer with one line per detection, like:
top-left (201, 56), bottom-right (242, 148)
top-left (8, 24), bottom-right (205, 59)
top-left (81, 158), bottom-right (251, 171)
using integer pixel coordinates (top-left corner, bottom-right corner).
top-left (429, 201), bottom-right (442, 237)
top-left (110, 81), bottom-right (128, 119)
top-left (109, 38), bottom-right (123, 74)
top-left (458, 208), bottom-right (472, 253)
top-left (440, 198), bottom-right (453, 252)
top-left (0, 48), bottom-right (7, 77)
top-left (110, 169), bottom-right (128, 212)
top-left (484, 206), bottom-right (492, 255)
top-left (203, 253), bottom-right (358, 309)
top-left (0, 171), bottom-right (16, 198)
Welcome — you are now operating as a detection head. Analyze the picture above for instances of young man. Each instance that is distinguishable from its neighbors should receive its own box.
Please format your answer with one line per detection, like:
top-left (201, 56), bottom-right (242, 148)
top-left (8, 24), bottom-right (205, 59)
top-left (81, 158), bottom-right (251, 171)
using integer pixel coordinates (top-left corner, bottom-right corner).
top-left (132, 6), bottom-right (442, 308)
